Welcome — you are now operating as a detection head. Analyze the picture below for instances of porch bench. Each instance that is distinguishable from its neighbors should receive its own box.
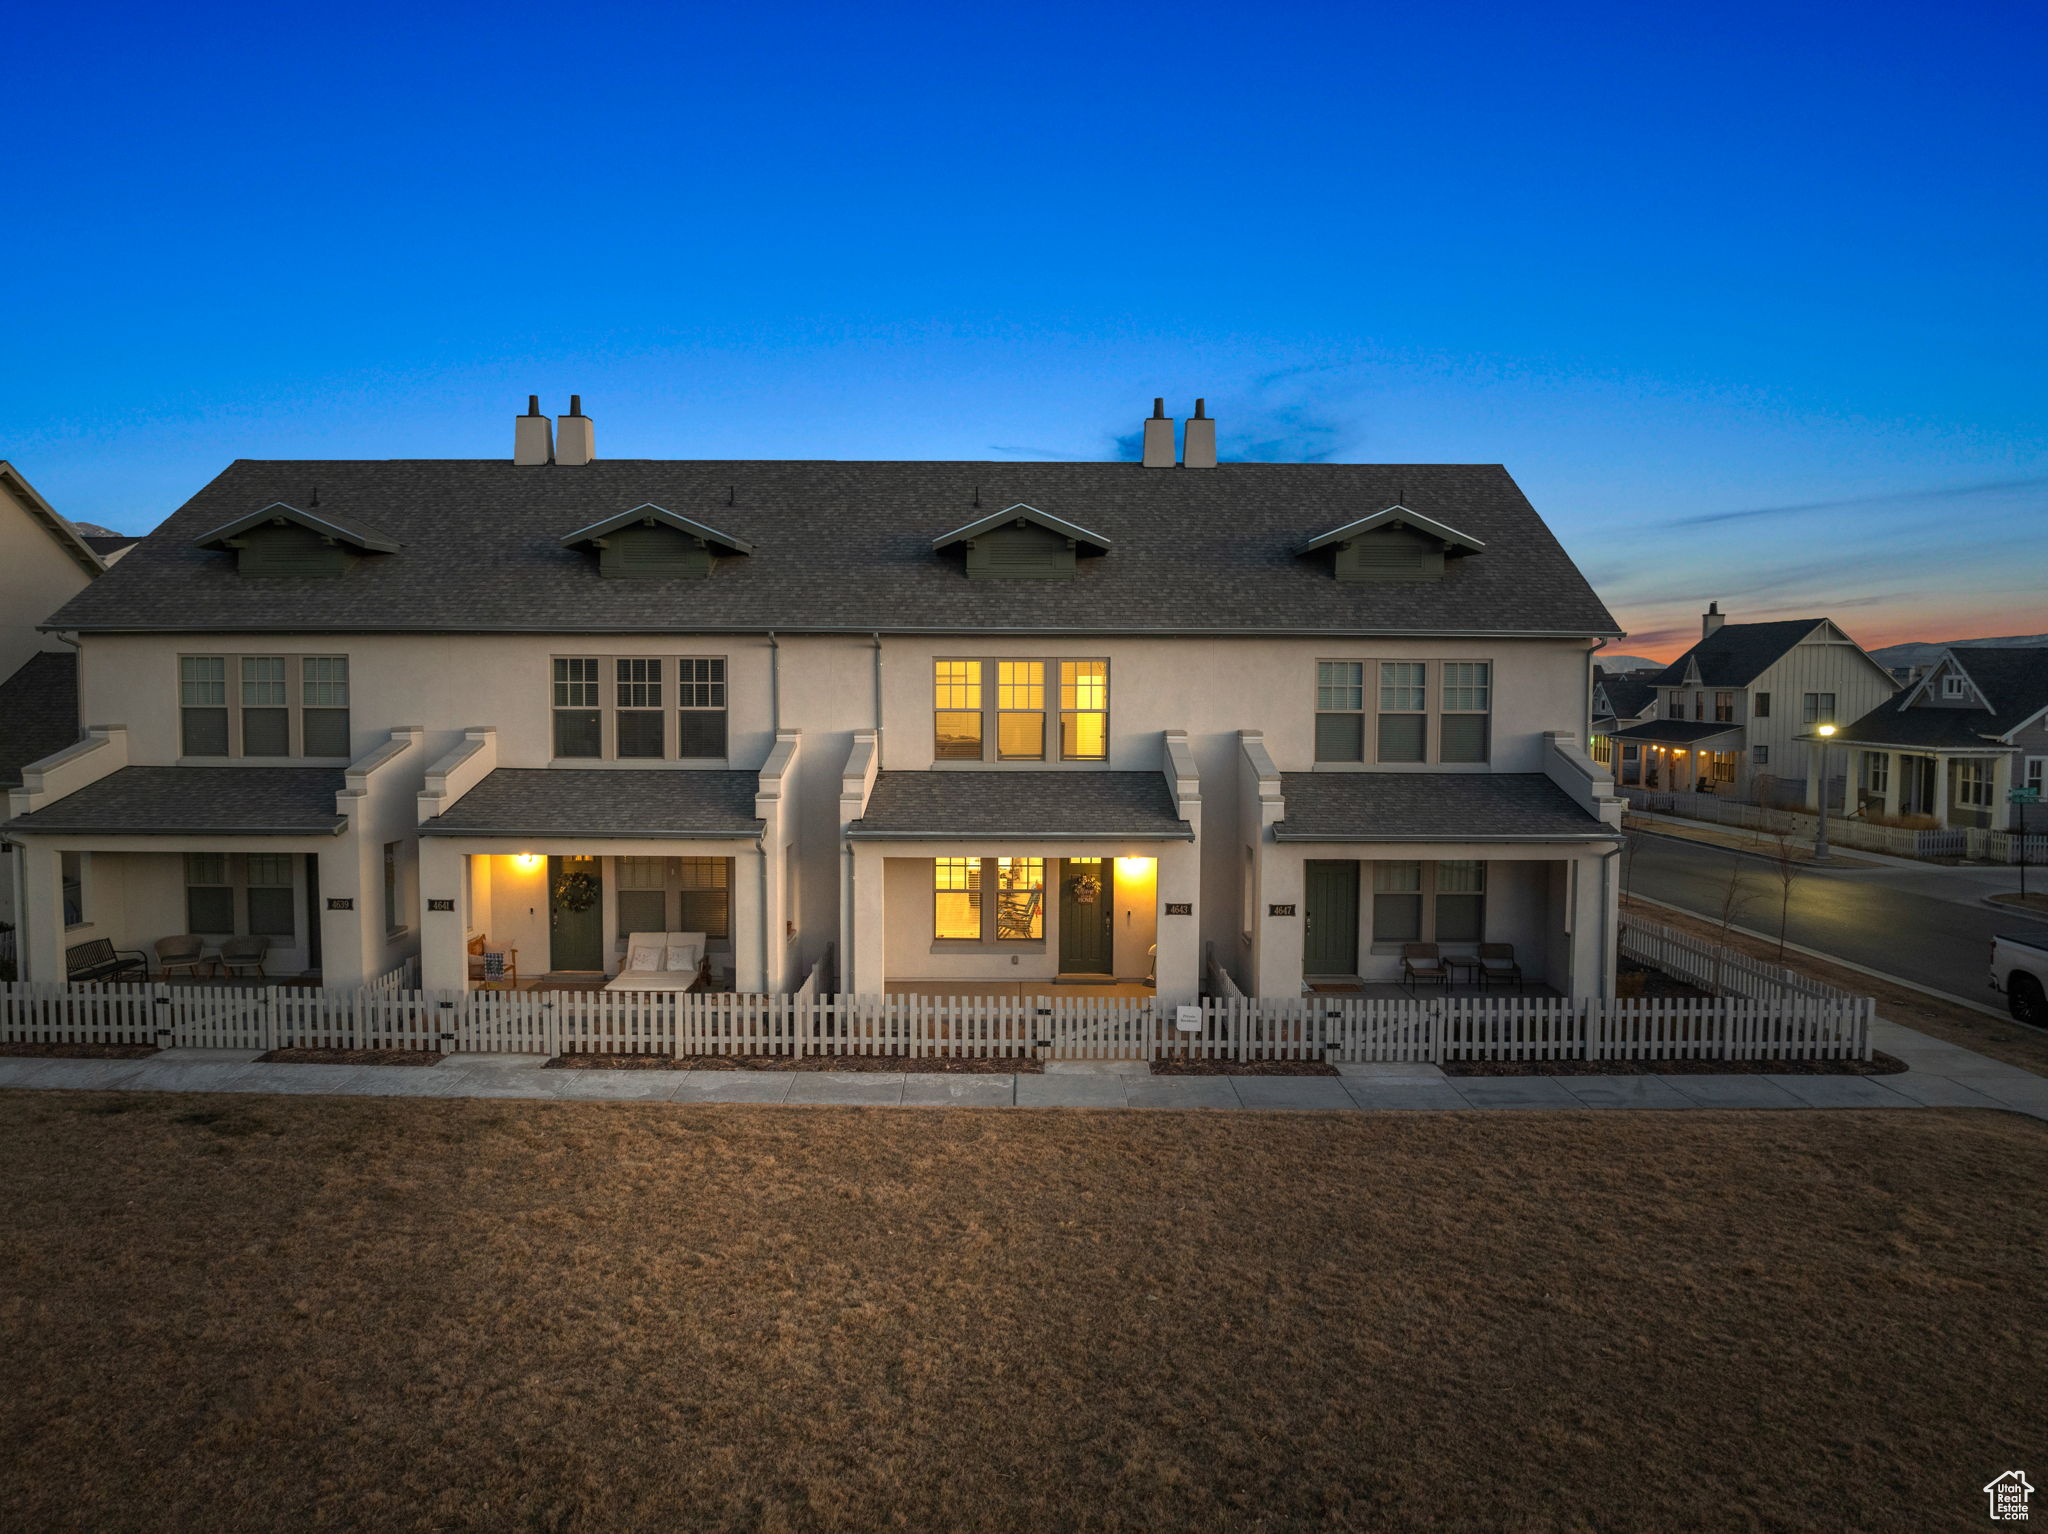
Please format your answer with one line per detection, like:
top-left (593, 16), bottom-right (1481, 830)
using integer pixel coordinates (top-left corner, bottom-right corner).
top-left (66, 938), bottom-right (150, 984)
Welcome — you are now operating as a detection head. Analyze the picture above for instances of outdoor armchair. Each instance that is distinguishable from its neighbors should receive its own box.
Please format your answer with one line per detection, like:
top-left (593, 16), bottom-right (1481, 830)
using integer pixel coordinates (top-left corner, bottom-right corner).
top-left (217, 935), bottom-right (270, 978)
top-left (1477, 943), bottom-right (1524, 991)
top-left (1400, 943), bottom-right (1448, 992)
top-left (155, 935), bottom-right (208, 981)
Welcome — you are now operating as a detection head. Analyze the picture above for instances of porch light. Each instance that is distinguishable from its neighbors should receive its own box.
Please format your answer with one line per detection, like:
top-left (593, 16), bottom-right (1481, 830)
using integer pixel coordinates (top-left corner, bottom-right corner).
top-left (515, 853), bottom-right (541, 869)
top-left (1115, 857), bottom-right (1150, 877)
top-left (1817, 724), bottom-right (1837, 737)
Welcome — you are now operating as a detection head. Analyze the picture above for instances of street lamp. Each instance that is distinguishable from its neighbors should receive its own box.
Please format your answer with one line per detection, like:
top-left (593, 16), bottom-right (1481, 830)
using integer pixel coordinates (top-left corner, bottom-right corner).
top-left (1813, 724), bottom-right (1838, 862)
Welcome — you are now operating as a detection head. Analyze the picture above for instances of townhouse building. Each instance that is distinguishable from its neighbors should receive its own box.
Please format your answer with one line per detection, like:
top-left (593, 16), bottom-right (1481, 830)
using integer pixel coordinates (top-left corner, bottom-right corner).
top-left (3, 400), bottom-right (1625, 1000)
top-left (1608, 605), bottom-right (1896, 803)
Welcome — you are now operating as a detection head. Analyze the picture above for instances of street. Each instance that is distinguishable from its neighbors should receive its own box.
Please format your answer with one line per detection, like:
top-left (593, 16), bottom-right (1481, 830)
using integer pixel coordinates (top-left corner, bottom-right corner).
top-left (1623, 829), bottom-right (2044, 1004)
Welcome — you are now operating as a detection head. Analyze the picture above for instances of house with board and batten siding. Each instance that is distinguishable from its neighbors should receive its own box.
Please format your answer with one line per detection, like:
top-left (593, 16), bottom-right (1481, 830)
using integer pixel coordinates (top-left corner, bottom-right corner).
top-left (1608, 604), bottom-right (1897, 805)
top-left (4, 398), bottom-right (1625, 1000)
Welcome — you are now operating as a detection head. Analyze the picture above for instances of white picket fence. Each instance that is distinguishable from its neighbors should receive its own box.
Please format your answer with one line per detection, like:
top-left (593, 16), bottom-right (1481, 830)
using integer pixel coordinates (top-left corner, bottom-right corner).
top-left (1619, 915), bottom-right (1849, 1003)
top-left (0, 981), bottom-right (1871, 1062)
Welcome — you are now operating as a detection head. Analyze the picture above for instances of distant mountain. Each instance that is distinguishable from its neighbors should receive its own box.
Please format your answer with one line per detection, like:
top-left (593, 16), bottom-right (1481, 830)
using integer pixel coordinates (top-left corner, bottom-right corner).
top-left (66, 519), bottom-right (122, 537)
top-left (1597, 655), bottom-right (1664, 673)
top-left (1868, 633), bottom-right (2048, 670)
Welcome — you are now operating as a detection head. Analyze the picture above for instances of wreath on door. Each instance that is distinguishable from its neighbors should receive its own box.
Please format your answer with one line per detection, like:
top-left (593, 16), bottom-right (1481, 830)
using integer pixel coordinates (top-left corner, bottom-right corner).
top-left (1068, 873), bottom-right (1101, 904)
top-left (553, 869), bottom-right (600, 914)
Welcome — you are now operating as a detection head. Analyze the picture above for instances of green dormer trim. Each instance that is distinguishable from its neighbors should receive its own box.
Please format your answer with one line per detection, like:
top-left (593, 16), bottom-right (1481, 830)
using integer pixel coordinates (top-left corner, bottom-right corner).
top-left (933, 504), bottom-right (1110, 580)
top-left (559, 504), bottom-right (755, 579)
top-left (1300, 505), bottom-right (1483, 583)
top-left (193, 502), bottom-right (400, 577)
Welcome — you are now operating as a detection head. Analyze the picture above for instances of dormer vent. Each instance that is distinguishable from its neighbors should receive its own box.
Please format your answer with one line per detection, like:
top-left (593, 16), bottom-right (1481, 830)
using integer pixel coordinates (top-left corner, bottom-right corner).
top-left (559, 505), bottom-right (754, 579)
top-left (192, 503), bottom-right (401, 577)
top-left (1299, 506), bottom-right (1484, 583)
top-left (932, 504), bottom-right (1112, 580)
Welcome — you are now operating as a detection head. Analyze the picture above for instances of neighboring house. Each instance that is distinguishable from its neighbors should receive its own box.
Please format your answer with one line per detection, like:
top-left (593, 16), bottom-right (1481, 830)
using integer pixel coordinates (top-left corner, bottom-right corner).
top-left (0, 464), bottom-right (112, 940)
top-left (3, 399), bottom-right (1624, 998)
top-left (1828, 647), bottom-right (2048, 831)
top-left (1588, 664), bottom-right (1656, 771)
top-left (1609, 603), bottom-right (1897, 802)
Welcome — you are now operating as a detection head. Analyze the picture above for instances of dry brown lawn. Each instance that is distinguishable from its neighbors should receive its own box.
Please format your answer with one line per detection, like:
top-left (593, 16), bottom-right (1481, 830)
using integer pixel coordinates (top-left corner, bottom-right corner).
top-left (2, 1095), bottom-right (2044, 1533)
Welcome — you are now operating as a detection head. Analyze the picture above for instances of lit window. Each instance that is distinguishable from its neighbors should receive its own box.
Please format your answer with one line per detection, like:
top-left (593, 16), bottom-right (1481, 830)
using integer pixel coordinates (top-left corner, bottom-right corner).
top-left (934, 857), bottom-right (981, 939)
top-left (993, 858), bottom-right (1044, 939)
top-left (1060, 661), bottom-right (1108, 760)
top-left (935, 661), bottom-right (983, 760)
top-left (998, 662), bottom-right (1045, 759)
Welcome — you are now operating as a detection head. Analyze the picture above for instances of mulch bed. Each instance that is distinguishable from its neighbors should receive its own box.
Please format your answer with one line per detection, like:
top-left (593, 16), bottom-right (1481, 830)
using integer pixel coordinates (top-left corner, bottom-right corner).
top-left (0, 1042), bottom-right (158, 1060)
top-left (255, 1048), bottom-right (444, 1067)
top-left (1615, 956), bottom-right (1711, 1000)
top-left (1152, 1057), bottom-right (1340, 1077)
top-left (1444, 1049), bottom-right (1908, 1078)
top-left (548, 1051), bottom-right (1044, 1074)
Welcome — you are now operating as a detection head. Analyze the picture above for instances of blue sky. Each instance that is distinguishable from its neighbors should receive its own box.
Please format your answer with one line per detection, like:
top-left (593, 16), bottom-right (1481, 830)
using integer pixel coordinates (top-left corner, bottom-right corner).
top-left (5, 0), bottom-right (2044, 657)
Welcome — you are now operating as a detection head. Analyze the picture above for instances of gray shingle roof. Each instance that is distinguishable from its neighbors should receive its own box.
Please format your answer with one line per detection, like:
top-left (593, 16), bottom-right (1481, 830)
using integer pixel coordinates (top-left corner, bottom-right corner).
top-left (2, 766), bottom-right (346, 835)
top-left (45, 460), bottom-right (1620, 637)
top-left (0, 653), bottom-right (81, 791)
top-left (419, 768), bottom-right (763, 838)
top-left (1835, 647), bottom-right (2048, 749)
top-left (1609, 719), bottom-right (1744, 746)
top-left (1274, 773), bottom-right (1615, 841)
top-left (849, 772), bottom-right (1193, 839)
top-left (1646, 621), bottom-right (1824, 688)
top-left (1592, 668), bottom-right (1656, 721)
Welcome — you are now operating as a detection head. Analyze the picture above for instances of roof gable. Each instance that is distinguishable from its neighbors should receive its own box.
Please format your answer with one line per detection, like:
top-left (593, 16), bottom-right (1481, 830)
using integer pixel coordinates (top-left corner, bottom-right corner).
top-left (559, 504), bottom-right (755, 557)
top-left (931, 504), bottom-right (1111, 557)
top-left (1648, 620), bottom-right (1827, 688)
top-left (194, 502), bottom-right (401, 556)
top-left (0, 461), bottom-right (105, 579)
top-left (1298, 505), bottom-right (1485, 556)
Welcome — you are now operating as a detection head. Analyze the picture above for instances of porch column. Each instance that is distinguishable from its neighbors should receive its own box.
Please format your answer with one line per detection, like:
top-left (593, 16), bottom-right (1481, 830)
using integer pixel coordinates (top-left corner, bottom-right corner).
top-left (1932, 755), bottom-right (1950, 827)
top-left (731, 843), bottom-right (767, 993)
top-left (1153, 839), bottom-right (1201, 1004)
top-left (1252, 843), bottom-right (1305, 1001)
top-left (847, 842), bottom-right (885, 997)
top-left (418, 840), bottom-right (470, 992)
top-left (17, 841), bottom-right (65, 982)
top-left (1567, 847), bottom-right (1619, 998)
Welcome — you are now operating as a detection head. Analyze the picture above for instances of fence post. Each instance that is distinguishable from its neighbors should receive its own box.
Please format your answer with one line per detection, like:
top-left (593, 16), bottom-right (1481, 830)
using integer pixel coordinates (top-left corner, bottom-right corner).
top-left (1429, 1002), bottom-right (1443, 1065)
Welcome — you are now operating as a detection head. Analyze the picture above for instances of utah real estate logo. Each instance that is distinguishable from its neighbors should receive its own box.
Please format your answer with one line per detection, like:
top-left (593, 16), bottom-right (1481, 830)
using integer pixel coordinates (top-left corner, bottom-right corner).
top-left (1985, 1471), bottom-right (2033, 1522)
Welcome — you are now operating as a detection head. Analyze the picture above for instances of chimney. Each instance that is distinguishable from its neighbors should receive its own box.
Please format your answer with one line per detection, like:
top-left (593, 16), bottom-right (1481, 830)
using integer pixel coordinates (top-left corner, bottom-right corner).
top-left (556, 394), bottom-right (595, 466)
top-left (513, 395), bottom-right (553, 465)
top-left (1141, 397), bottom-right (1176, 468)
top-left (1181, 398), bottom-right (1216, 469)
top-left (1703, 601), bottom-right (1725, 637)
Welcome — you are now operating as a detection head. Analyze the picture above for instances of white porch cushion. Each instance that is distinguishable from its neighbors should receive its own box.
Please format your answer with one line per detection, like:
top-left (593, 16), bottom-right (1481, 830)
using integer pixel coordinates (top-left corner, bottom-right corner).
top-left (663, 944), bottom-right (701, 973)
top-left (627, 943), bottom-right (664, 973)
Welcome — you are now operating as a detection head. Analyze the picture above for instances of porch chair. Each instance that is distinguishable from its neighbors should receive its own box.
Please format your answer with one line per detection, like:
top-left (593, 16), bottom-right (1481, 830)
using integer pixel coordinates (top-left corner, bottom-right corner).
top-left (467, 934), bottom-right (520, 989)
top-left (64, 938), bottom-right (149, 984)
top-left (1476, 943), bottom-right (1524, 992)
top-left (155, 934), bottom-right (209, 982)
top-left (1400, 942), bottom-right (1448, 992)
top-left (216, 935), bottom-right (270, 979)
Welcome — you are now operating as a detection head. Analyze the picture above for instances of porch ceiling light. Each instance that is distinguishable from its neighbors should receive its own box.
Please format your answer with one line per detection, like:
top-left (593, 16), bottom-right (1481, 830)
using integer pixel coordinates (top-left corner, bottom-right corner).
top-left (1817, 724), bottom-right (1837, 737)
top-left (1115, 856), bottom-right (1151, 876)
top-left (515, 852), bottom-right (541, 868)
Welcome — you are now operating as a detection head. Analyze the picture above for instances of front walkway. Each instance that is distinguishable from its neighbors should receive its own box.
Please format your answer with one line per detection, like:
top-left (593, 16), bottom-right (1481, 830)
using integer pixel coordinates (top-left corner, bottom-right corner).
top-left (2, 1016), bottom-right (2041, 1117)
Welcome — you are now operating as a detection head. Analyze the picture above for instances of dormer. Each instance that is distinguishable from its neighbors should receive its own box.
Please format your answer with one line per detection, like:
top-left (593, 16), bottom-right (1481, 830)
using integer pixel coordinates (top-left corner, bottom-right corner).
top-left (192, 503), bottom-right (400, 576)
top-left (1915, 656), bottom-right (1988, 710)
top-left (932, 504), bottom-right (1112, 580)
top-left (1298, 505), bottom-right (1484, 582)
top-left (559, 505), bottom-right (755, 579)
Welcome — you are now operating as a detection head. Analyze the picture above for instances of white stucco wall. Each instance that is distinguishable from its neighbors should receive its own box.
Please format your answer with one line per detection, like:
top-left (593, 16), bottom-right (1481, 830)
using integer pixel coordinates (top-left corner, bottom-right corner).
top-left (0, 475), bottom-right (96, 683)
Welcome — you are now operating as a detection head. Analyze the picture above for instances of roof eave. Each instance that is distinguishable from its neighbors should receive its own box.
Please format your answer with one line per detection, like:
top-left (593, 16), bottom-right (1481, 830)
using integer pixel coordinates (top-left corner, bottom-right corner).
top-left (419, 823), bottom-right (764, 839)
top-left (844, 827), bottom-right (1194, 842)
top-left (1272, 829), bottom-right (1620, 843)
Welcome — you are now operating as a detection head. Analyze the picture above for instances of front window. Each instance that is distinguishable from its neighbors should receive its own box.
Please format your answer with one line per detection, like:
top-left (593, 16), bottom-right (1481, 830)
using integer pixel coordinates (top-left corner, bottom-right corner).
top-left (1803, 692), bottom-right (1836, 725)
top-left (934, 856), bottom-right (1045, 941)
top-left (552, 658), bottom-right (602, 757)
top-left (180, 656), bottom-right (230, 756)
top-left (550, 655), bottom-right (726, 760)
top-left (1371, 860), bottom-right (1423, 942)
top-left (1315, 661), bottom-right (1366, 762)
top-left (60, 852), bottom-right (85, 927)
top-left (1694, 691), bottom-right (1705, 721)
top-left (933, 659), bottom-right (1109, 763)
top-left (1954, 760), bottom-right (1993, 809)
top-left (1942, 673), bottom-right (1967, 699)
top-left (1714, 692), bottom-right (1734, 723)
top-left (182, 852), bottom-right (297, 941)
top-left (1060, 662), bottom-right (1108, 759)
top-left (180, 653), bottom-right (349, 758)
top-left (1863, 752), bottom-right (1890, 796)
top-left (301, 657), bottom-right (350, 756)
top-left (934, 661), bottom-right (983, 760)
top-left (245, 854), bottom-right (296, 936)
top-left (185, 853), bottom-right (234, 934)
top-left (1440, 663), bottom-right (1490, 763)
top-left (934, 857), bottom-right (981, 939)
top-left (1667, 692), bottom-right (1685, 720)
top-left (1378, 663), bottom-right (1427, 763)
top-left (998, 662), bottom-right (1046, 759)
top-left (1435, 860), bottom-right (1485, 942)
top-left (1754, 692), bottom-right (1771, 718)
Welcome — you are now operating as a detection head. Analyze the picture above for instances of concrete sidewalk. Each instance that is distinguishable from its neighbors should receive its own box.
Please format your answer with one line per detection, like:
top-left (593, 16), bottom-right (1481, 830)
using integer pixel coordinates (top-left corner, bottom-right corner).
top-left (1, 1016), bottom-right (2043, 1116)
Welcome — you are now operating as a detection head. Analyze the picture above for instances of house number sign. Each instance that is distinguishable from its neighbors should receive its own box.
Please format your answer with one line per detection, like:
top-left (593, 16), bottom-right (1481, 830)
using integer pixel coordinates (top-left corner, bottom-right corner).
top-left (326, 897), bottom-right (354, 911)
top-left (427, 899), bottom-right (455, 912)
top-left (1268, 903), bottom-right (1297, 917)
top-left (1163, 902), bottom-right (1192, 916)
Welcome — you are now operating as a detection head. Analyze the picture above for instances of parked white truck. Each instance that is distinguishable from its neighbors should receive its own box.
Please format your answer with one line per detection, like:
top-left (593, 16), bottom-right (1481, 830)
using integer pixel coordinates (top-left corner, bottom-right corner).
top-left (1991, 933), bottom-right (2048, 1027)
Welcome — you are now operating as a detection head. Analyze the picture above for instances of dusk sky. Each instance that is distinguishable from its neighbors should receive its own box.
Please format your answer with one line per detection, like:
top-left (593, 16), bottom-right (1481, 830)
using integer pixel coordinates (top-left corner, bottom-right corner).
top-left (6, 1), bottom-right (2043, 661)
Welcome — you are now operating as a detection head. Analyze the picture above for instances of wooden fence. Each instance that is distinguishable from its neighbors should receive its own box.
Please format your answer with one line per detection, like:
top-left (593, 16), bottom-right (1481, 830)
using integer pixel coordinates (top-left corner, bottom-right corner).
top-left (1623, 786), bottom-right (2048, 863)
top-left (0, 983), bottom-right (1872, 1063)
top-left (1618, 915), bottom-right (1849, 1002)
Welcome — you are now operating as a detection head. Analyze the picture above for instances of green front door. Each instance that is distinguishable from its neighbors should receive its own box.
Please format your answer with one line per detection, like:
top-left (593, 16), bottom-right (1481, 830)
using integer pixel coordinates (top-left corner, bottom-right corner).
top-left (548, 855), bottom-right (605, 972)
top-left (1303, 860), bottom-right (1360, 976)
top-left (1058, 858), bottom-right (1115, 976)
